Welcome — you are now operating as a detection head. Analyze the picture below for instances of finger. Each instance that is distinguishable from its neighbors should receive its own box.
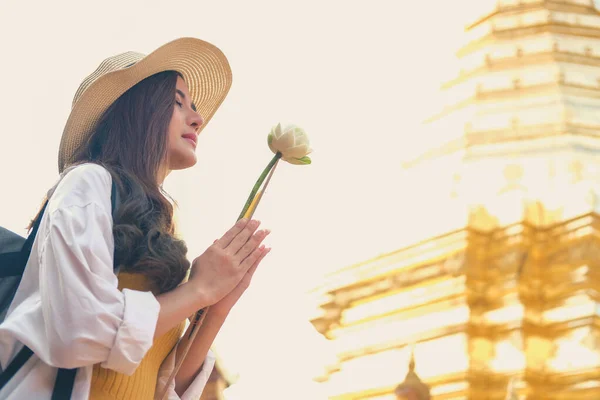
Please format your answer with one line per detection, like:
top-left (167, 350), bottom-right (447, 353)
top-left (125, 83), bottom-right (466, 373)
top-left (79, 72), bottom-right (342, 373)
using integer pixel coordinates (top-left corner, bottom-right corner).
top-left (225, 219), bottom-right (261, 254)
top-left (240, 244), bottom-right (269, 272)
top-left (215, 219), bottom-right (250, 249)
top-left (235, 229), bottom-right (270, 261)
top-left (246, 247), bottom-right (270, 279)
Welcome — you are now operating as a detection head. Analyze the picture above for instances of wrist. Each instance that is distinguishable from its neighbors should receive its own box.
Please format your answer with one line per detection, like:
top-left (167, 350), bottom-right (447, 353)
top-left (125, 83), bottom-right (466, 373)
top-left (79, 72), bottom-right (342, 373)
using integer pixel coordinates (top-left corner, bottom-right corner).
top-left (205, 306), bottom-right (230, 325)
top-left (182, 281), bottom-right (212, 310)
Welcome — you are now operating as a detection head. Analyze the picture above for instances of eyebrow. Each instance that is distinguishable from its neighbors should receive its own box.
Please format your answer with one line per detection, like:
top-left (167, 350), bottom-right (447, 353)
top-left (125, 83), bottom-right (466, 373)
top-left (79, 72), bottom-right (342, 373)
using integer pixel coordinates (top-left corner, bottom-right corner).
top-left (176, 89), bottom-right (197, 112)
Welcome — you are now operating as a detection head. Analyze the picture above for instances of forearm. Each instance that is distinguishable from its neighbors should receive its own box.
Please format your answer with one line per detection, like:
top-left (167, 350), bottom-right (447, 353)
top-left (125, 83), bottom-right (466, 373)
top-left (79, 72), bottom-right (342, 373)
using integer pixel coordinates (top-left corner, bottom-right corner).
top-left (154, 283), bottom-right (210, 341)
top-left (174, 309), bottom-right (228, 395)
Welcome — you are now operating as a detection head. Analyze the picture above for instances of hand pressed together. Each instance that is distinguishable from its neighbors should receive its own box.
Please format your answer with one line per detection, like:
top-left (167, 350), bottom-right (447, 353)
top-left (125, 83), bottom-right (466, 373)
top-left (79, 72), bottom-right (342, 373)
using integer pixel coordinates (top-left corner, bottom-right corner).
top-left (188, 218), bottom-right (271, 312)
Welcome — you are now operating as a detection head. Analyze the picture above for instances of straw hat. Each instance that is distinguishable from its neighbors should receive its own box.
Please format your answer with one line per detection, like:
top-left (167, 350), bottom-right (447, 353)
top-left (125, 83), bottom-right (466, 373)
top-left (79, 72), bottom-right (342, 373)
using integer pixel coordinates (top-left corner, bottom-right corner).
top-left (57, 37), bottom-right (233, 172)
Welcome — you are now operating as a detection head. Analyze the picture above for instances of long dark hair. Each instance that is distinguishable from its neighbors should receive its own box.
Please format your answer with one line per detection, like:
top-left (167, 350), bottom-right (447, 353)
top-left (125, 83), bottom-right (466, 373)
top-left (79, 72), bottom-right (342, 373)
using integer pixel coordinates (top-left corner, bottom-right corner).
top-left (67, 70), bottom-right (189, 293)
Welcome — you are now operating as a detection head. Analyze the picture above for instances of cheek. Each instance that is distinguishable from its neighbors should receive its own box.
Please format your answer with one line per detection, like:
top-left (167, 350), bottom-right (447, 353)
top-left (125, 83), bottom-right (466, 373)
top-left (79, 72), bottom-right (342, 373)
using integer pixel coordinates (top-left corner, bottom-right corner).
top-left (167, 110), bottom-right (184, 144)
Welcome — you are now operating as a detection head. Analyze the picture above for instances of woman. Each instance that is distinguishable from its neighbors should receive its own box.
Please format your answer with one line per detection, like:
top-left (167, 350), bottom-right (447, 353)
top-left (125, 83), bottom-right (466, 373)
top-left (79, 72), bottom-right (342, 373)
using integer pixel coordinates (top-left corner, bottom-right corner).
top-left (0, 37), bottom-right (270, 399)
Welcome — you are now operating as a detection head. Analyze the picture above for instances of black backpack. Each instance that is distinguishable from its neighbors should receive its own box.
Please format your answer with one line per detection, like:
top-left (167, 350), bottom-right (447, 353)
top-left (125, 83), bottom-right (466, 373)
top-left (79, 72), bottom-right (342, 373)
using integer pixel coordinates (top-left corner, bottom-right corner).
top-left (0, 178), bottom-right (118, 399)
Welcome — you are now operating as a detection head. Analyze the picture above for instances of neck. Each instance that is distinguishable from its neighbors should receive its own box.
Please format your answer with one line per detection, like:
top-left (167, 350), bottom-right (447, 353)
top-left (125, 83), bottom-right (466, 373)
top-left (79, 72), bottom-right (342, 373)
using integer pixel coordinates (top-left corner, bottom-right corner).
top-left (157, 166), bottom-right (171, 185)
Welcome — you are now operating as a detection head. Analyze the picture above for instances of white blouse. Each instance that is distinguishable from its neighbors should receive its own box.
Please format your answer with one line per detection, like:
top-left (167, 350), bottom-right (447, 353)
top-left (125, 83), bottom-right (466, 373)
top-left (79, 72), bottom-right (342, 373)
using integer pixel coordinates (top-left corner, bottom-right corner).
top-left (0, 163), bottom-right (215, 399)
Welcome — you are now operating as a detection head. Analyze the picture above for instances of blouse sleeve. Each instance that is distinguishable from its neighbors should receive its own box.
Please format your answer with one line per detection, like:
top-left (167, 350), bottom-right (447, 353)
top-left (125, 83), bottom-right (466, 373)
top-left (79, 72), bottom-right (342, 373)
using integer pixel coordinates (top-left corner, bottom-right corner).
top-left (32, 164), bottom-right (161, 374)
top-left (156, 348), bottom-right (216, 400)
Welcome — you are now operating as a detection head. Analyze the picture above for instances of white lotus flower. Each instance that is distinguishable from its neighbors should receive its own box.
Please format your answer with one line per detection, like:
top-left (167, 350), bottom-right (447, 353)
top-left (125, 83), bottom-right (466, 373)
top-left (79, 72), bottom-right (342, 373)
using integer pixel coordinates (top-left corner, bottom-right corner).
top-left (267, 123), bottom-right (312, 165)
top-left (237, 122), bottom-right (313, 220)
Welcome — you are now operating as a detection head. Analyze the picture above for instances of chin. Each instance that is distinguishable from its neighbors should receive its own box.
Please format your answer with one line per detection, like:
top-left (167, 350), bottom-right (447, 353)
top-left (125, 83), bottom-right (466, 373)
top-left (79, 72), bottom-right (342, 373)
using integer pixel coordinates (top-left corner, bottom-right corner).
top-left (169, 153), bottom-right (198, 171)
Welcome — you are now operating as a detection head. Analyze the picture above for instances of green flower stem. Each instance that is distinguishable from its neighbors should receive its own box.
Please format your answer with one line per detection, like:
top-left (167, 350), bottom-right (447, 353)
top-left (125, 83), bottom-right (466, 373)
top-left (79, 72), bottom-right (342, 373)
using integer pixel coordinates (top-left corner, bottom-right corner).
top-left (237, 152), bottom-right (282, 221)
top-left (247, 158), bottom-right (279, 220)
top-left (188, 152), bottom-right (283, 340)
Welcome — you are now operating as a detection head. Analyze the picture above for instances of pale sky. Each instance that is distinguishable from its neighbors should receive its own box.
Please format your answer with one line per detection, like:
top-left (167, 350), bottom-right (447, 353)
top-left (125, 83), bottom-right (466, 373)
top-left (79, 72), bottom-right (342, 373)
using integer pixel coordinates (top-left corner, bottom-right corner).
top-left (1, 0), bottom-right (498, 398)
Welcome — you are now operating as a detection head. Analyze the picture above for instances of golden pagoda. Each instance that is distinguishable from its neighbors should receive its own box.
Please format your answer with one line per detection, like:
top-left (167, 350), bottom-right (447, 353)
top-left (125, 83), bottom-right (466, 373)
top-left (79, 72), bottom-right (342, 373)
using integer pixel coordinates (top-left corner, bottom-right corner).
top-left (310, 1), bottom-right (600, 399)
top-left (395, 351), bottom-right (431, 400)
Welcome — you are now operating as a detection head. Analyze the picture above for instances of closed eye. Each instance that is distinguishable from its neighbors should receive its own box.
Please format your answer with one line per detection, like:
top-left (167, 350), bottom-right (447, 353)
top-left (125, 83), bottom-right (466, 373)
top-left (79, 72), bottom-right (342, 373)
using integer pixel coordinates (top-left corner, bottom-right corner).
top-left (176, 89), bottom-right (197, 112)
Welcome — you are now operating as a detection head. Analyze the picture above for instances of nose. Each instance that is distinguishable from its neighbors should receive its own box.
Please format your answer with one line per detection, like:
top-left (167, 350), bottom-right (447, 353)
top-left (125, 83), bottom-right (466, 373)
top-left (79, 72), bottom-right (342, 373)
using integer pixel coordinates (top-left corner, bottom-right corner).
top-left (189, 111), bottom-right (204, 133)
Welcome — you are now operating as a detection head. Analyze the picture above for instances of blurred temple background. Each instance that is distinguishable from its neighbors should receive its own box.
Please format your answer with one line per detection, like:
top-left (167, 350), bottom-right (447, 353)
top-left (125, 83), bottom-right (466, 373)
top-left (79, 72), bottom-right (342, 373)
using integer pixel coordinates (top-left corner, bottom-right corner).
top-left (310, 1), bottom-right (600, 399)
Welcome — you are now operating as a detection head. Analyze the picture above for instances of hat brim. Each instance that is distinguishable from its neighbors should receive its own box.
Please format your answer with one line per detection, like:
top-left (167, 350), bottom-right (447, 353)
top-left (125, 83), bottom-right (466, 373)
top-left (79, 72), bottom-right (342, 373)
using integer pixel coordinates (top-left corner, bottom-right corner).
top-left (58, 37), bottom-right (233, 173)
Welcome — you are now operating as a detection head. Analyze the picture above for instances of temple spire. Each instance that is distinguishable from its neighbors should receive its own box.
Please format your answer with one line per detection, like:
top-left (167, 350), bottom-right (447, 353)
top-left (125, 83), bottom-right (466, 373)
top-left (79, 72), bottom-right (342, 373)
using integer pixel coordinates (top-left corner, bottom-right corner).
top-left (394, 349), bottom-right (431, 400)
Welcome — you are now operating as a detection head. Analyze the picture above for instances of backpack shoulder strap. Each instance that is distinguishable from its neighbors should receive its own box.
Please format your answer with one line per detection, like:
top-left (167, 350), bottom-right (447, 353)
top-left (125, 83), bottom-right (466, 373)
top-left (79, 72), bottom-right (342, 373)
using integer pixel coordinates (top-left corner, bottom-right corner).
top-left (110, 176), bottom-right (120, 274)
top-left (110, 176), bottom-right (118, 217)
top-left (20, 200), bottom-right (49, 266)
top-left (51, 368), bottom-right (77, 400)
top-left (0, 346), bottom-right (32, 389)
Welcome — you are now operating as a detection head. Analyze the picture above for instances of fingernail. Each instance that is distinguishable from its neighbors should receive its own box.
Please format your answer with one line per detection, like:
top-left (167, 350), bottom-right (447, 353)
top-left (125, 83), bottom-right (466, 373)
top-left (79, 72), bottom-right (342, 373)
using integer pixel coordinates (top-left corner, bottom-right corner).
top-left (249, 220), bottom-right (260, 228)
top-left (238, 218), bottom-right (248, 226)
top-left (264, 229), bottom-right (271, 236)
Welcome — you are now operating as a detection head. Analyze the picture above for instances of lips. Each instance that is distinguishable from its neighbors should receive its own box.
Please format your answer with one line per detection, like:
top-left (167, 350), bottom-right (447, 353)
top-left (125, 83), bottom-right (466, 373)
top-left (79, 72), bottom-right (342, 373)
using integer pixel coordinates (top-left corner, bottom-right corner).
top-left (182, 133), bottom-right (197, 147)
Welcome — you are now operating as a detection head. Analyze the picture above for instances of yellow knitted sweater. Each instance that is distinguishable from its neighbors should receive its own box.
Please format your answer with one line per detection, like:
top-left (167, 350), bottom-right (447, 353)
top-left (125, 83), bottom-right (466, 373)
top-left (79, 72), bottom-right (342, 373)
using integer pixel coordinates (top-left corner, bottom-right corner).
top-left (89, 272), bottom-right (186, 400)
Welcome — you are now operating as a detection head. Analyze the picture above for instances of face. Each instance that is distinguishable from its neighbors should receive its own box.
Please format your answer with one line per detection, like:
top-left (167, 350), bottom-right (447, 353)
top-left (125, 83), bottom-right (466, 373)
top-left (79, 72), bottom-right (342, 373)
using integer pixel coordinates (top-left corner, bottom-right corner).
top-left (165, 76), bottom-right (204, 173)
